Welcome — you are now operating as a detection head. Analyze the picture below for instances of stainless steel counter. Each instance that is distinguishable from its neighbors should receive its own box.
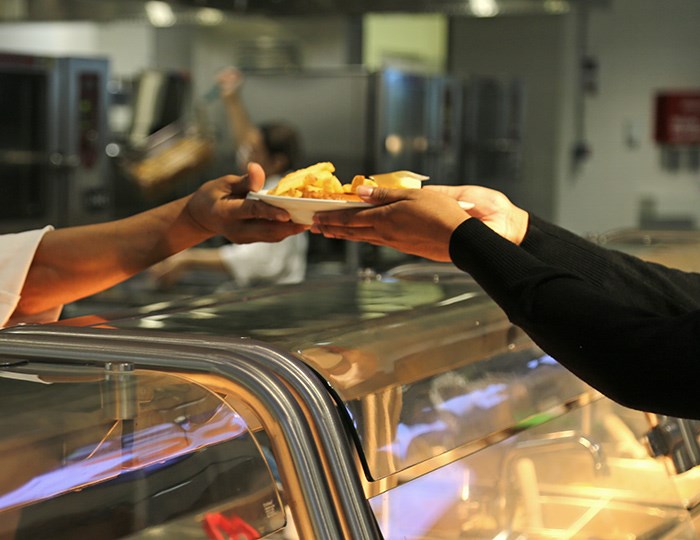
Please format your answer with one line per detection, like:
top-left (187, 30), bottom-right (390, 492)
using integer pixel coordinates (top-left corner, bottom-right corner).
top-left (1, 260), bottom-right (700, 539)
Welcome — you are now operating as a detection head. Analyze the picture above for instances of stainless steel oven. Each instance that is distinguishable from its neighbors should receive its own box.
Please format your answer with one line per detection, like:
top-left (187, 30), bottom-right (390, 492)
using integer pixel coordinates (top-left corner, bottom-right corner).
top-left (0, 52), bottom-right (112, 233)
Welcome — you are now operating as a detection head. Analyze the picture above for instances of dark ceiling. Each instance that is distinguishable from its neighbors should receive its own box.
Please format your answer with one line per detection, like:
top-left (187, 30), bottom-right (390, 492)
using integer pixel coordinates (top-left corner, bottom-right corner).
top-left (0, 0), bottom-right (609, 22)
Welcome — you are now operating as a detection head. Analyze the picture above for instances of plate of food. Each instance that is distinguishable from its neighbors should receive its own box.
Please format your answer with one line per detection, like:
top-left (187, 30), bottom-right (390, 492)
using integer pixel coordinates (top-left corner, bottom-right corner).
top-left (248, 162), bottom-right (428, 225)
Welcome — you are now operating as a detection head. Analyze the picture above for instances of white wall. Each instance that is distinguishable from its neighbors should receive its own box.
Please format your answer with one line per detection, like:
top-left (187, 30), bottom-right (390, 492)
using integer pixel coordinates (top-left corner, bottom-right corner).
top-left (0, 20), bottom-right (154, 76)
top-left (556, 0), bottom-right (700, 234)
top-left (364, 13), bottom-right (448, 73)
top-left (97, 21), bottom-right (155, 77)
top-left (0, 21), bottom-right (101, 56)
top-left (451, 0), bottom-right (700, 235)
top-left (190, 15), bottom-right (355, 96)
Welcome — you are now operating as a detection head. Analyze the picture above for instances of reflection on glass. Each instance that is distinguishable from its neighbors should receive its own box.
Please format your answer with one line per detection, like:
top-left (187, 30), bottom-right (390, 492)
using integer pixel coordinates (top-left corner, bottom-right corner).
top-left (0, 365), bottom-right (284, 540)
top-left (370, 400), bottom-right (699, 539)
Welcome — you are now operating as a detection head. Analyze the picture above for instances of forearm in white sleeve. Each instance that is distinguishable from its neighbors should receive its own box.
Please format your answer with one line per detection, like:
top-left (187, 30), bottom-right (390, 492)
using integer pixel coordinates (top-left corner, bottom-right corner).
top-left (0, 226), bottom-right (62, 328)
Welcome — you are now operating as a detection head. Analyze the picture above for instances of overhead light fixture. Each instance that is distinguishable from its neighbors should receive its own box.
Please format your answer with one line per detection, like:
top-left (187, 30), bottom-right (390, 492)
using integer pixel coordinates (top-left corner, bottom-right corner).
top-left (145, 1), bottom-right (176, 27)
top-left (196, 8), bottom-right (224, 26)
top-left (470, 0), bottom-right (500, 17)
top-left (544, 0), bottom-right (570, 14)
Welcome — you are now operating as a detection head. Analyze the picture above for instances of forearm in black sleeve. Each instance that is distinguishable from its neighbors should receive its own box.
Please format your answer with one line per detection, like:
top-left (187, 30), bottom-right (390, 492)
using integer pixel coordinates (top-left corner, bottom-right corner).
top-left (523, 215), bottom-right (700, 315)
top-left (450, 218), bottom-right (700, 420)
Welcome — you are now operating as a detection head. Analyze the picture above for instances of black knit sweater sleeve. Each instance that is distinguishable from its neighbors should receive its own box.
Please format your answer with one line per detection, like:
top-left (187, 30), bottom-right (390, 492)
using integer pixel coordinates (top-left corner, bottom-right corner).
top-left (449, 218), bottom-right (700, 420)
top-left (522, 215), bottom-right (700, 314)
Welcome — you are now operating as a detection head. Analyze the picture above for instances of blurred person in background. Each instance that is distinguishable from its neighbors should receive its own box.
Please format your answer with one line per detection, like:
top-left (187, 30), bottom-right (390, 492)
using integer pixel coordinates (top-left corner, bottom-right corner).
top-left (312, 183), bottom-right (700, 420)
top-left (152, 66), bottom-right (308, 289)
top-left (1, 163), bottom-right (305, 328)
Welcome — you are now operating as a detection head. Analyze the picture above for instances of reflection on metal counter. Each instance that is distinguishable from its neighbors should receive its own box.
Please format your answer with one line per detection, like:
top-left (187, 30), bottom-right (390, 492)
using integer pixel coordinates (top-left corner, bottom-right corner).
top-left (1, 258), bottom-right (700, 539)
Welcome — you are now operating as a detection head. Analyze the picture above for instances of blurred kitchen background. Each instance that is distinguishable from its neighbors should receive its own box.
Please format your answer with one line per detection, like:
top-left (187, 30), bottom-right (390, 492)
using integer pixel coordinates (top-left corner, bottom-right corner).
top-left (0, 0), bottom-right (699, 309)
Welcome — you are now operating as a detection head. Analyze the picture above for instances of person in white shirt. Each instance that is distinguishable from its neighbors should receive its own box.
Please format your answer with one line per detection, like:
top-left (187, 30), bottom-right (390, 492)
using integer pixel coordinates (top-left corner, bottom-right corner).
top-left (0, 163), bottom-right (307, 328)
top-left (152, 66), bottom-right (308, 289)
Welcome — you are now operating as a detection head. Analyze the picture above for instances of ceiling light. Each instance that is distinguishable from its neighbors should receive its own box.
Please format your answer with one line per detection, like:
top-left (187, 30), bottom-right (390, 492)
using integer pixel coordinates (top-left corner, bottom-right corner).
top-left (196, 8), bottom-right (224, 26)
top-left (145, 1), bottom-right (176, 27)
top-left (544, 0), bottom-right (570, 14)
top-left (470, 0), bottom-right (500, 17)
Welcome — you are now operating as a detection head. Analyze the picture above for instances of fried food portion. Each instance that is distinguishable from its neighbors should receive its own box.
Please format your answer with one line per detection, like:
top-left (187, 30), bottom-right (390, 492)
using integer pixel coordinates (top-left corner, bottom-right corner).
top-left (269, 162), bottom-right (377, 200)
top-left (300, 190), bottom-right (363, 202)
top-left (268, 162), bottom-right (340, 197)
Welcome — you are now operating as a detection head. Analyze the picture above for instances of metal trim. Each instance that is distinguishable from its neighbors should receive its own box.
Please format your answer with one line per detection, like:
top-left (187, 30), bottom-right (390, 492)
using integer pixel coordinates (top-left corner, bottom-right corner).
top-left (0, 326), bottom-right (381, 539)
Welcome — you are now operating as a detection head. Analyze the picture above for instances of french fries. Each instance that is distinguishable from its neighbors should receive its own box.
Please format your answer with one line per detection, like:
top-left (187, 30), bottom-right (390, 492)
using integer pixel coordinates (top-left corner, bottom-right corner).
top-left (268, 162), bottom-right (378, 201)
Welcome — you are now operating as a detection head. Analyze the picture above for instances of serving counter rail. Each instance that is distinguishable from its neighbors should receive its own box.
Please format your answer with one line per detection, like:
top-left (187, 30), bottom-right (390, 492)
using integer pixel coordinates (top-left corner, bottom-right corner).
top-left (1, 261), bottom-right (700, 539)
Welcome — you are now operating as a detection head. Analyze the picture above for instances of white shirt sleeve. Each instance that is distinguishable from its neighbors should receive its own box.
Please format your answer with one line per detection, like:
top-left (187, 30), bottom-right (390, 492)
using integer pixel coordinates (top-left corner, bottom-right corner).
top-left (218, 175), bottom-right (309, 288)
top-left (218, 233), bottom-right (309, 288)
top-left (0, 226), bottom-right (62, 328)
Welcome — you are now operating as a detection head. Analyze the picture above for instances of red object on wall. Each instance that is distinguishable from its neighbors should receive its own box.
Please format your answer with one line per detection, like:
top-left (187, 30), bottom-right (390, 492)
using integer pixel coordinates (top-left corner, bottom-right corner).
top-left (655, 91), bottom-right (700, 145)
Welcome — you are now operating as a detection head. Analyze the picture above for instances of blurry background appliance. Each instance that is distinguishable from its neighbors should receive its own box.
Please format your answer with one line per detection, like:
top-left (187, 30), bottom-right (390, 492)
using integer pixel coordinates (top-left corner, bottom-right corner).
top-left (0, 52), bottom-right (112, 233)
top-left (461, 76), bottom-right (525, 186)
top-left (0, 52), bottom-right (526, 271)
top-left (233, 67), bottom-right (466, 272)
top-left (235, 67), bottom-right (463, 185)
top-left (376, 68), bottom-right (463, 183)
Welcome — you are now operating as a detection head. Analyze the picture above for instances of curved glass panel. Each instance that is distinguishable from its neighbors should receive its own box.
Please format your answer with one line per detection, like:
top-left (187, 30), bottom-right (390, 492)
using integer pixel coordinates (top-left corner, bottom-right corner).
top-left (0, 362), bottom-right (284, 540)
top-left (369, 399), bottom-right (700, 539)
